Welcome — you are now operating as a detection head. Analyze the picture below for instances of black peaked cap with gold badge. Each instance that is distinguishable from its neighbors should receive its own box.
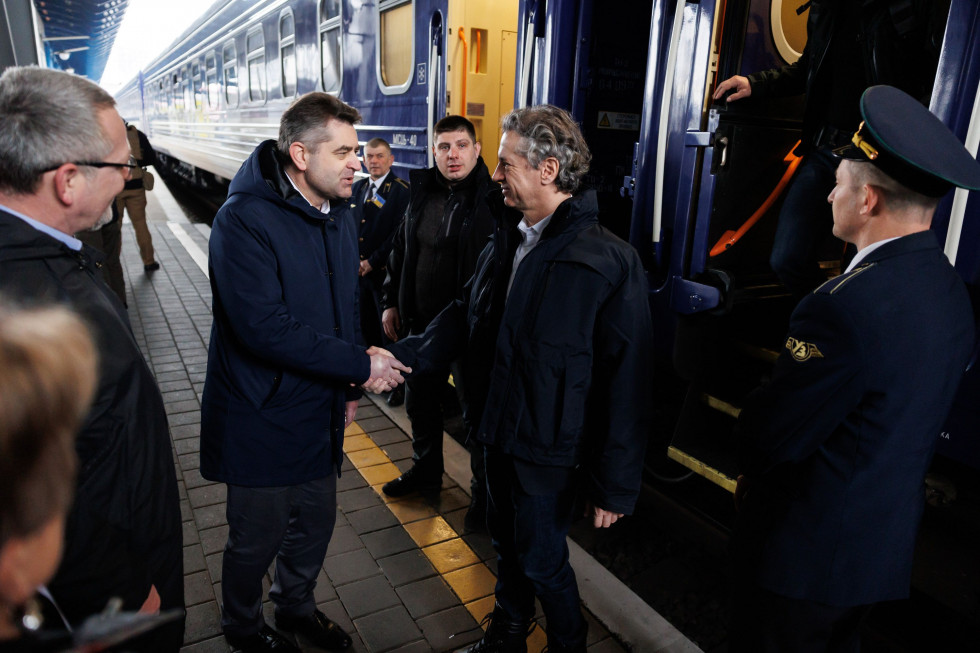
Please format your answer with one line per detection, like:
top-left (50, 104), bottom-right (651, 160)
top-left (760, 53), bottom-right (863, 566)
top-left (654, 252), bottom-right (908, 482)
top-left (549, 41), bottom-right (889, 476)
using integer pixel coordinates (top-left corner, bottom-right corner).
top-left (834, 85), bottom-right (980, 198)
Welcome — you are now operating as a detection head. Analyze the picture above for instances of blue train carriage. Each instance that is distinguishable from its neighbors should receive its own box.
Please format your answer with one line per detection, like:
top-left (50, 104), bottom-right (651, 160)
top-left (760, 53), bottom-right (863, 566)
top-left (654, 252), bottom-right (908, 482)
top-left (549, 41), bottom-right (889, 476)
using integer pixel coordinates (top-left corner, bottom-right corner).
top-left (114, 0), bottom-right (521, 193)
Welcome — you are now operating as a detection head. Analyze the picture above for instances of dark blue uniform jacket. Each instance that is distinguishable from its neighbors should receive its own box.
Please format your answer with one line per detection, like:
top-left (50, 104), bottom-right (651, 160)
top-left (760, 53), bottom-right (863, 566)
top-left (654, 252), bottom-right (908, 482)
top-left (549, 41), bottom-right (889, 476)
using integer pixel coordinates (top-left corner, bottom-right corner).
top-left (734, 230), bottom-right (974, 606)
top-left (201, 140), bottom-right (370, 487)
top-left (350, 173), bottom-right (410, 278)
top-left (389, 190), bottom-right (653, 514)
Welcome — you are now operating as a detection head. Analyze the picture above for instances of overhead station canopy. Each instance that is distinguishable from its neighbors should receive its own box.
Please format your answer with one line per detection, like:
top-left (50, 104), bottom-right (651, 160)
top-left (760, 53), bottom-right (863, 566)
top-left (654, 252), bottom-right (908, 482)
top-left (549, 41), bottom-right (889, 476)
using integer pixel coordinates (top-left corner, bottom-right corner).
top-left (33, 0), bottom-right (129, 81)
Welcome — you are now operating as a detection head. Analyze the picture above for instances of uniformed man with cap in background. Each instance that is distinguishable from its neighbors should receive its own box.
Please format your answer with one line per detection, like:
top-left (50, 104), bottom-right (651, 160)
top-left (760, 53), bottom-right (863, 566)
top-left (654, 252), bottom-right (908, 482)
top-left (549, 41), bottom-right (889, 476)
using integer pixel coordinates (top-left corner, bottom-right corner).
top-left (729, 85), bottom-right (980, 653)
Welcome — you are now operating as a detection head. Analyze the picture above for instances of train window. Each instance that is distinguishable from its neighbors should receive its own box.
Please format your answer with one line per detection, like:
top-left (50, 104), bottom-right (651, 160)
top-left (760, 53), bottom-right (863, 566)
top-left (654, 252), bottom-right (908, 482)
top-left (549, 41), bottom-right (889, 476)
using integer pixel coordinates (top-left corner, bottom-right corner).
top-left (173, 72), bottom-right (184, 112)
top-left (192, 61), bottom-right (203, 111)
top-left (377, 0), bottom-right (414, 94)
top-left (223, 41), bottom-right (239, 107)
top-left (319, 0), bottom-right (342, 93)
top-left (247, 27), bottom-right (266, 103)
top-left (183, 66), bottom-right (193, 113)
top-left (771, 0), bottom-right (809, 64)
top-left (205, 52), bottom-right (219, 108)
top-left (280, 11), bottom-right (297, 98)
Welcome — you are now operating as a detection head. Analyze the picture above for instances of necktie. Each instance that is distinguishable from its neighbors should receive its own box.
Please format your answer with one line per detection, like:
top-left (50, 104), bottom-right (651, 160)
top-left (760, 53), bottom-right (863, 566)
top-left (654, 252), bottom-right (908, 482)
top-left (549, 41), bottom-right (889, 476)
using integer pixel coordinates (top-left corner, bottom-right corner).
top-left (366, 183), bottom-right (375, 203)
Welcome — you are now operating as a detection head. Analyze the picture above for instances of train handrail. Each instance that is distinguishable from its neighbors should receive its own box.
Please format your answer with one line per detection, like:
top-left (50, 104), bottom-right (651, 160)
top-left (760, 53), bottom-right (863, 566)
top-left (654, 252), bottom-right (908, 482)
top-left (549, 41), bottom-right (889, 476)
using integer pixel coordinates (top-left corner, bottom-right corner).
top-left (708, 141), bottom-right (802, 257)
top-left (457, 27), bottom-right (468, 116)
top-left (945, 76), bottom-right (980, 265)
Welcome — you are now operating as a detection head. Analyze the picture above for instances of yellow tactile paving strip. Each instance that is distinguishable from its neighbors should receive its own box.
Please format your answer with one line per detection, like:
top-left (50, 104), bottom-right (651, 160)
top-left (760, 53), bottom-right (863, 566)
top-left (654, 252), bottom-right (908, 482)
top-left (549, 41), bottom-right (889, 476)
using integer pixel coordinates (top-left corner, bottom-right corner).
top-left (344, 421), bottom-right (549, 651)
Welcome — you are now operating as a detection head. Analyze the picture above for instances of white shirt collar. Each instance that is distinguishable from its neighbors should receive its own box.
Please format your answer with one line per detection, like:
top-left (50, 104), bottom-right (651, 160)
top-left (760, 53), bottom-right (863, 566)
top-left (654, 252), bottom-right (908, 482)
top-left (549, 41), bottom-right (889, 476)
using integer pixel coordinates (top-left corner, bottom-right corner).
top-left (284, 171), bottom-right (330, 214)
top-left (844, 236), bottom-right (901, 273)
top-left (370, 171), bottom-right (390, 189)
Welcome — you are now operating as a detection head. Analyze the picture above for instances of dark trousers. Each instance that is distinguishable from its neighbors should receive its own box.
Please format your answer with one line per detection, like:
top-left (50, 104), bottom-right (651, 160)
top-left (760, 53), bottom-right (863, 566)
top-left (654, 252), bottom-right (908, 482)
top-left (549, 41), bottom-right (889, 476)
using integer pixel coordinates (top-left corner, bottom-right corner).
top-left (404, 361), bottom-right (486, 493)
top-left (728, 582), bottom-right (871, 653)
top-left (76, 213), bottom-right (126, 306)
top-left (769, 148), bottom-right (841, 298)
top-left (358, 274), bottom-right (385, 347)
top-left (485, 448), bottom-right (586, 648)
top-left (221, 476), bottom-right (337, 636)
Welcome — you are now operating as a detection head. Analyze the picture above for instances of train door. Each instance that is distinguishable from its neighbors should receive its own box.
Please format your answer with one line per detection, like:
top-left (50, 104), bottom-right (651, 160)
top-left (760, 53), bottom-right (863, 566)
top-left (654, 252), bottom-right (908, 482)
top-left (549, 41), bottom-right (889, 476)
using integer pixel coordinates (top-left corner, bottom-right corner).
top-left (444, 0), bottom-right (520, 172)
top-left (626, 0), bottom-right (825, 492)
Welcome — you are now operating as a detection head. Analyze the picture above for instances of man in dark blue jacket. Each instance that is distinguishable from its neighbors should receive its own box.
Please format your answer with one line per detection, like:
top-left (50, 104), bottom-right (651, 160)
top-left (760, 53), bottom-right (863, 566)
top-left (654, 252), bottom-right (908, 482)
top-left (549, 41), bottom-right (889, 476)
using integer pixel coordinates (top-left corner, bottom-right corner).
top-left (350, 138), bottom-right (410, 348)
top-left (388, 105), bottom-right (652, 653)
top-left (730, 86), bottom-right (979, 652)
top-left (201, 93), bottom-right (409, 653)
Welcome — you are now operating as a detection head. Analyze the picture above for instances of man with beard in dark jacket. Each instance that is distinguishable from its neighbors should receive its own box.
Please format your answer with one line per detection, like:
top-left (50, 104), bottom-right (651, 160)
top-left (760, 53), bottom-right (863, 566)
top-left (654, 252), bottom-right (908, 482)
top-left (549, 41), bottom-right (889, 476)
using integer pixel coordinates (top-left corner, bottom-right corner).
top-left (712, 0), bottom-right (947, 297)
top-left (201, 92), bottom-right (409, 653)
top-left (380, 116), bottom-right (496, 530)
top-left (0, 67), bottom-right (184, 652)
top-left (387, 105), bottom-right (653, 653)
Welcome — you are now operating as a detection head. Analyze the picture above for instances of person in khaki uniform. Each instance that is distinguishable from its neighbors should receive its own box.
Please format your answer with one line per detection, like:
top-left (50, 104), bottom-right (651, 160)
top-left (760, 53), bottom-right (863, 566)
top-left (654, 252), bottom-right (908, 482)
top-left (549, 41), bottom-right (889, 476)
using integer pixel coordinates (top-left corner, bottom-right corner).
top-left (116, 123), bottom-right (159, 272)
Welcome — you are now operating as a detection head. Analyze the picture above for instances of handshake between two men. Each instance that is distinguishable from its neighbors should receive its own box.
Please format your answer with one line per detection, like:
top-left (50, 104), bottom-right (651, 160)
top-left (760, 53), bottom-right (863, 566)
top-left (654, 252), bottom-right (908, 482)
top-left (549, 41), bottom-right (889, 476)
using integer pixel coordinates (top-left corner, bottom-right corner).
top-left (362, 346), bottom-right (412, 394)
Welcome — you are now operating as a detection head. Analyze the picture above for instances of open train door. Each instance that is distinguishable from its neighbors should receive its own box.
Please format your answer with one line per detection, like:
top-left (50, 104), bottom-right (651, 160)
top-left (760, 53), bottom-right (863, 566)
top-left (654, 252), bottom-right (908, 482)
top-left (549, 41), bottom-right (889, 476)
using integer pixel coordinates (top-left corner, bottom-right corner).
top-left (630, 0), bottom-right (812, 492)
top-left (443, 0), bottom-right (520, 172)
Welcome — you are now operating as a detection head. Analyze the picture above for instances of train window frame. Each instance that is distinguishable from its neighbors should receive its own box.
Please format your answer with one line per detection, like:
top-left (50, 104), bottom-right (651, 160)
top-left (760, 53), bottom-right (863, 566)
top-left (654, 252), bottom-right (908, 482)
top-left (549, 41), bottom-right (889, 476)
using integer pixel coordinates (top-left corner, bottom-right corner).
top-left (222, 40), bottom-right (239, 108)
top-left (318, 0), bottom-right (343, 94)
top-left (246, 26), bottom-right (267, 104)
top-left (172, 72), bottom-right (184, 113)
top-left (280, 9), bottom-right (297, 99)
top-left (205, 51), bottom-right (219, 109)
top-left (376, 0), bottom-right (415, 95)
top-left (192, 59), bottom-right (203, 111)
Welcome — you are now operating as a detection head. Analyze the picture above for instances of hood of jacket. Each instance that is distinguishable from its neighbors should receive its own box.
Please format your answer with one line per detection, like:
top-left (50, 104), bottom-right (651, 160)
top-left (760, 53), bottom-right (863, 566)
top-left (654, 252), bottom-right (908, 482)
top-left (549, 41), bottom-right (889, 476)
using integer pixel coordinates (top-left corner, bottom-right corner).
top-left (228, 139), bottom-right (342, 222)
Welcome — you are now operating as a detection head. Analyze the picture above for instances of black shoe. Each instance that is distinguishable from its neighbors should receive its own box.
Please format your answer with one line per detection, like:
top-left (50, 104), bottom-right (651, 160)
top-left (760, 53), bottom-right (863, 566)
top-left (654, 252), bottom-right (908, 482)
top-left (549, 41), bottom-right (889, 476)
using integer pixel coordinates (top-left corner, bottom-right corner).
top-left (382, 466), bottom-right (441, 497)
top-left (275, 608), bottom-right (352, 651)
top-left (144, 261), bottom-right (160, 272)
top-left (386, 386), bottom-right (404, 407)
top-left (464, 494), bottom-right (487, 534)
top-left (455, 605), bottom-right (532, 653)
top-left (225, 625), bottom-right (301, 653)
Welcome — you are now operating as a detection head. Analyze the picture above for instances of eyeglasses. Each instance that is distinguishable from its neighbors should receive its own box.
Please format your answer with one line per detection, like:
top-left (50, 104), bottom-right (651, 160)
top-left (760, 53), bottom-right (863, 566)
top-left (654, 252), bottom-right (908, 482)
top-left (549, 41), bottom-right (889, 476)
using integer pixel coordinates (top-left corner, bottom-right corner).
top-left (42, 155), bottom-right (138, 173)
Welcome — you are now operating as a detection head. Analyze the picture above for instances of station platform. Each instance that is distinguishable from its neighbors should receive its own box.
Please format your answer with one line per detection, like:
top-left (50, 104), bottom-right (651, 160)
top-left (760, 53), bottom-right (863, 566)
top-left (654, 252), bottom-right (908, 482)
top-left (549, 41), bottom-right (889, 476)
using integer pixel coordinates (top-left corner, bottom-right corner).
top-left (118, 178), bottom-right (702, 653)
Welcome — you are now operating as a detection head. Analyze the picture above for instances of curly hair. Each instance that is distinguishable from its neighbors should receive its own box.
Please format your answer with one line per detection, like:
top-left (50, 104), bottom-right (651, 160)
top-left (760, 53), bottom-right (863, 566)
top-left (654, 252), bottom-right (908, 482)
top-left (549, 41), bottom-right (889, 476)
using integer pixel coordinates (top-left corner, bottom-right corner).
top-left (500, 105), bottom-right (591, 193)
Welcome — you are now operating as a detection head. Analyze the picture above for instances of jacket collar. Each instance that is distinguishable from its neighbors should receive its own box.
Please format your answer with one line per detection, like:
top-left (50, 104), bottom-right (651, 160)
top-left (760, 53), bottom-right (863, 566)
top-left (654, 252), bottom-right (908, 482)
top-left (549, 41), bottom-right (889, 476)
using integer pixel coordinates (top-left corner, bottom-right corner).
top-left (861, 230), bottom-right (941, 265)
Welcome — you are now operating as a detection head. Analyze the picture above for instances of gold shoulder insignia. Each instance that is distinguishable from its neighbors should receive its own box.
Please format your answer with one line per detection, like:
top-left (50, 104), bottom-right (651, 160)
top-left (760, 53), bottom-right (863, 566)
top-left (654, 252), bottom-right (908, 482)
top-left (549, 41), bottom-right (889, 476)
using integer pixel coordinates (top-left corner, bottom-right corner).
top-left (785, 336), bottom-right (824, 362)
top-left (395, 177), bottom-right (409, 189)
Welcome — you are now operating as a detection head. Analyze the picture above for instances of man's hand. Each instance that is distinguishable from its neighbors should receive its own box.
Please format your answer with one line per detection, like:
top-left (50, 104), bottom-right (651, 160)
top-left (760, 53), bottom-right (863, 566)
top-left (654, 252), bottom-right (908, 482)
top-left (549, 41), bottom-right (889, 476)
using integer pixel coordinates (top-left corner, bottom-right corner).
top-left (585, 503), bottom-right (623, 529)
top-left (362, 345), bottom-right (411, 394)
top-left (359, 260), bottom-right (373, 277)
top-left (713, 75), bottom-right (752, 102)
top-left (382, 307), bottom-right (401, 342)
top-left (345, 400), bottom-right (358, 428)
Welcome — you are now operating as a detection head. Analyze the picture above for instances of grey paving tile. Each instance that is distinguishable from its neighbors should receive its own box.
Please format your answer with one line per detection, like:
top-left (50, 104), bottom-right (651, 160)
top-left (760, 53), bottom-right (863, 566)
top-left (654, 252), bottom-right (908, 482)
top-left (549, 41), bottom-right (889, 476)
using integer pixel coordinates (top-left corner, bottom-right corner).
top-left (354, 415), bottom-right (396, 433)
top-left (378, 549), bottom-right (437, 587)
top-left (175, 437), bottom-right (201, 455)
top-left (354, 404), bottom-right (382, 419)
top-left (194, 504), bottom-right (227, 529)
top-left (206, 552), bottom-right (223, 583)
top-left (462, 533), bottom-right (496, 562)
top-left (361, 526), bottom-right (417, 559)
top-left (179, 452), bottom-right (201, 470)
top-left (387, 641), bottom-right (432, 653)
top-left (185, 571), bottom-right (215, 607)
top-left (346, 505), bottom-right (399, 535)
top-left (168, 399), bottom-right (202, 414)
top-left (200, 525), bottom-right (229, 555)
top-left (169, 411), bottom-right (201, 427)
top-left (188, 484), bottom-right (227, 508)
top-left (352, 605), bottom-right (422, 652)
top-left (396, 576), bottom-right (460, 619)
top-left (184, 601), bottom-right (222, 645)
top-left (180, 499), bottom-right (192, 522)
top-left (325, 526), bottom-right (362, 557)
top-left (322, 548), bottom-right (381, 586)
top-left (366, 428), bottom-right (408, 446)
top-left (417, 605), bottom-right (480, 652)
top-left (379, 441), bottom-right (414, 461)
top-left (171, 423), bottom-right (201, 440)
top-left (183, 519), bottom-right (201, 546)
top-left (337, 487), bottom-right (383, 513)
top-left (335, 575), bottom-right (399, 619)
top-left (588, 636), bottom-right (627, 652)
top-left (155, 362), bottom-right (186, 373)
top-left (157, 370), bottom-right (190, 383)
top-left (183, 468), bottom-right (214, 489)
top-left (337, 471), bottom-right (367, 492)
top-left (179, 635), bottom-right (230, 653)
top-left (163, 389), bottom-right (198, 402)
top-left (434, 487), bottom-right (472, 513)
top-left (312, 568), bottom-right (338, 603)
top-left (184, 544), bottom-right (207, 573)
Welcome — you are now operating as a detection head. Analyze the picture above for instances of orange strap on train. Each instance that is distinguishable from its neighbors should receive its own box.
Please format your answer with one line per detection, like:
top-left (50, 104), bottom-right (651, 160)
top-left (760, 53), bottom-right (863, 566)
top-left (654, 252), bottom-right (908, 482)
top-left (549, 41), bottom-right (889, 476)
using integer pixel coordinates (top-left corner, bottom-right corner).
top-left (709, 141), bottom-right (803, 258)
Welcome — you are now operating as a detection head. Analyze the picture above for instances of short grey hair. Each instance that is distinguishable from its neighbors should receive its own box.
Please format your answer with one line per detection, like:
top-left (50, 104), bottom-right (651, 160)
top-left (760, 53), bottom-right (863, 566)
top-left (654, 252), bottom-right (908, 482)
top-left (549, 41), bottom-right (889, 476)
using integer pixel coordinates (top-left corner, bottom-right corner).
top-left (849, 160), bottom-right (940, 216)
top-left (0, 67), bottom-right (116, 195)
top-left (278, 92), bottom-right (361, 158)
top-left (500, 105), bottom-right (591, 193)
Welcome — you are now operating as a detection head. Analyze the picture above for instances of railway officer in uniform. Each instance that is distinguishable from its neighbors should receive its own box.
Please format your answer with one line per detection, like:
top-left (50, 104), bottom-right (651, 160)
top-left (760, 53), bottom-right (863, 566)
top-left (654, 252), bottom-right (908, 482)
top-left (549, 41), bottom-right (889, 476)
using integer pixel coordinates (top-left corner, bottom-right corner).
top-left (387, 105), bottom-right (653, 653)
top-left (351, 138), bottom-right (410, 353)
top-left (201, 93), bottom-right (409, 653)
top-left (730, 85), bottom-right (980, 653)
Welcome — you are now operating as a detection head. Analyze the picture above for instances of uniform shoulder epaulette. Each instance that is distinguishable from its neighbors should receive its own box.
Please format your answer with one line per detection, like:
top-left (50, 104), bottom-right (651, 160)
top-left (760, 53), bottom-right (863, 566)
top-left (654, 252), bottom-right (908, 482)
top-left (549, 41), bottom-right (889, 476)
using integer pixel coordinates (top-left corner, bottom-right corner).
top-left (394, 177), bottom-right (409, 189)
top-left (813, 262), bottom-right (876, 295)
